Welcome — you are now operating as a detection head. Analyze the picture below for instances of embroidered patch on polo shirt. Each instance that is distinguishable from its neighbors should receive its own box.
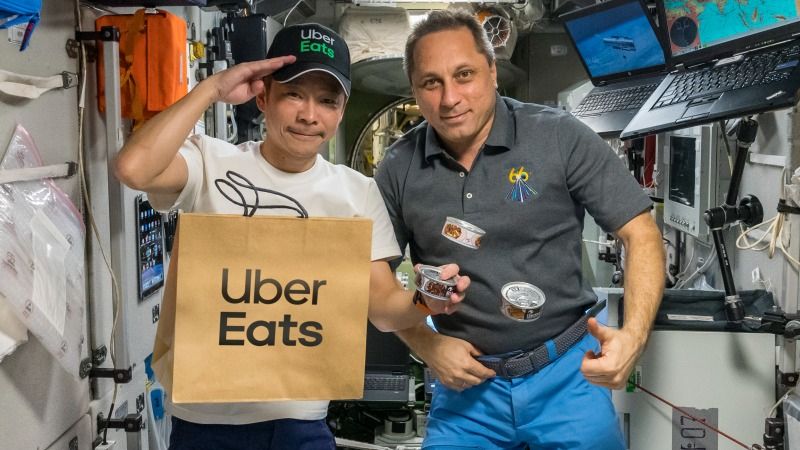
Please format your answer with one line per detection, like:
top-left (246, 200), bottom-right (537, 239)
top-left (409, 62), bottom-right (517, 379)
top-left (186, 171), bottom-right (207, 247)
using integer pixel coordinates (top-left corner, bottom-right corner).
top-left (505, 166), bottom-right (538, 203)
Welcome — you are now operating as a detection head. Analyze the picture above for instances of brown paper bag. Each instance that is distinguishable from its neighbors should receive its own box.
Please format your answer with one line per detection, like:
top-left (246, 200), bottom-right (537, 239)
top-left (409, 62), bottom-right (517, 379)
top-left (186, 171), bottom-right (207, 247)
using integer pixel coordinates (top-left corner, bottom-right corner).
top-left (151, 221), bottom-right (180, 395)
top-left (152, 213), bottom-right (372, 404)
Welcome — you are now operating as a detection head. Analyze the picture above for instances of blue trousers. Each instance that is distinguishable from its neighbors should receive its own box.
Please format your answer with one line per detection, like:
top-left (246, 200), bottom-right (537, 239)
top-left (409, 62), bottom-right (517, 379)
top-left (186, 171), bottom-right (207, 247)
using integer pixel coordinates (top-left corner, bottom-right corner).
top-left (424, 334), bottom-right (625, 450)
top-left (168, 416), bottom-right (335, 450)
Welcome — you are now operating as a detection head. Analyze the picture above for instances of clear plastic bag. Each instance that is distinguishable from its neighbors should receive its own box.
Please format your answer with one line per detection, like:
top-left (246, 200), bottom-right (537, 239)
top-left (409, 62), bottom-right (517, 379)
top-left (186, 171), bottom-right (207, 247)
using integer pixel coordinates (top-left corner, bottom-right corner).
top-left (0, 124), bottom-right (86, 377)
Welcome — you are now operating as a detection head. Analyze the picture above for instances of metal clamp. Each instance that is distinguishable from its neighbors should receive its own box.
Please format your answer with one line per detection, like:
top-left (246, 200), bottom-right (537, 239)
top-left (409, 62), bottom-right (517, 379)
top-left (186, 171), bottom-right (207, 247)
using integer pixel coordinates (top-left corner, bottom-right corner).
top-left (75, 27), bottom-right (120, 43)
top-left (97, 413), bottom-right (143, 433)
top-left (89, 366), bottom-right (133, 384)
top-left (780, 371), bottom-right (799, 387)
top-left (61, 71), bottom-right (78, 89)
top-left (777, 199), bottom-right (800, 215)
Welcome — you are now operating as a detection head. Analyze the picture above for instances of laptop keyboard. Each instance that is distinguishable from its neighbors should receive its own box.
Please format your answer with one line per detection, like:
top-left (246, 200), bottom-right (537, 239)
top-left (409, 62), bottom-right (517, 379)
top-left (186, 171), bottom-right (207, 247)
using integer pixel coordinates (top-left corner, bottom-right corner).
top-left (364, 375), bottom-right (407, 391)
top-left (653, 43), bottom-right (800, 109)
top-left (573, 83), bottom-right (659, 116)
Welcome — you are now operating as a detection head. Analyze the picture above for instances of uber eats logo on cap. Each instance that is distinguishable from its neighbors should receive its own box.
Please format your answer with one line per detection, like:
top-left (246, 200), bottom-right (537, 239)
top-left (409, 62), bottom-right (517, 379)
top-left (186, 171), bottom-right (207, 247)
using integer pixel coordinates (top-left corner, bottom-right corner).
top-left (300, 28), bottom-right (335, 59)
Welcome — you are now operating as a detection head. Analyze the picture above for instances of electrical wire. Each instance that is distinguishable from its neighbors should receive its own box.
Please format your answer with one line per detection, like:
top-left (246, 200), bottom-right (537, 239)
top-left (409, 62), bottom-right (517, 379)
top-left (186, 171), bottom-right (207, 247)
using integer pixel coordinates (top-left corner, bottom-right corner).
top-left (672, 236), bottom-right (696, 285)
top-left (634, 383), bottom-right (751, 449)
top-left (79, 1), bottom-right (119, 15)
top-left (718, 120), bottom-right (734, 174)
top-left (283, 0), bottom-right (304, 27)
top-left (736, 168), bottom-right (800, 270)
top-left (582, 238), bottom-right (614, 247)
top-left (767, 387), bottom-right (796, 418)
top-left (737, 215), bottom-right (799, 269)
top-left (675, 246), bottom-right (715, 289)
top-left (75, 1), bottom-right (122, 442)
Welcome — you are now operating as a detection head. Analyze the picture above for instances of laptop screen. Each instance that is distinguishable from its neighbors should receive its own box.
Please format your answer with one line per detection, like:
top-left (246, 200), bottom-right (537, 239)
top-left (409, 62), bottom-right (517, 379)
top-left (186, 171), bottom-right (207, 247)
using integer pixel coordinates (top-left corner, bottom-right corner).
top-left (663, 0), bottom-right (800, 58)
top-left (365, 322), bottom-right (410, 372)
top-left (563, 0), bottom-right (666, 79)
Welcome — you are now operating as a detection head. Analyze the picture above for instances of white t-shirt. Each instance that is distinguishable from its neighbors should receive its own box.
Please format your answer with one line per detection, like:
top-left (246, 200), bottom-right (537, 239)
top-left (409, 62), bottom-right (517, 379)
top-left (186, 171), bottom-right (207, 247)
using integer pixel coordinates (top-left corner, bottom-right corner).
top-left (150, 134), bottom-right (401, 425)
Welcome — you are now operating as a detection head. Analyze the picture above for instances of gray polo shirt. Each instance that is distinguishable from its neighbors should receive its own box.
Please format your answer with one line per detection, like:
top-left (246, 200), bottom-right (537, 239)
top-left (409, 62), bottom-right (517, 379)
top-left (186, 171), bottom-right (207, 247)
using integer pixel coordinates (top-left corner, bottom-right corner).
top-left (375, 94), bottom-right (652, 355)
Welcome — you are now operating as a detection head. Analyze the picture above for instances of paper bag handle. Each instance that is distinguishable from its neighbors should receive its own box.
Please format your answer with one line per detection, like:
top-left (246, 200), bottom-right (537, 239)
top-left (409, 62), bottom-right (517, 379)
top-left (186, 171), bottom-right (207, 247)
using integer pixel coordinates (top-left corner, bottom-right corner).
top-left (214, 170), bottom-right (309, 218)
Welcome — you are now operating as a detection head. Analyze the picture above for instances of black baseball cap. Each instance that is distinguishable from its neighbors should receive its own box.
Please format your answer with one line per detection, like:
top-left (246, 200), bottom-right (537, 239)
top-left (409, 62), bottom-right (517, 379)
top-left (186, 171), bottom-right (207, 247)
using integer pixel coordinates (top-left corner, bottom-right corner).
top-left (267, 23), bottom-right (351, 96)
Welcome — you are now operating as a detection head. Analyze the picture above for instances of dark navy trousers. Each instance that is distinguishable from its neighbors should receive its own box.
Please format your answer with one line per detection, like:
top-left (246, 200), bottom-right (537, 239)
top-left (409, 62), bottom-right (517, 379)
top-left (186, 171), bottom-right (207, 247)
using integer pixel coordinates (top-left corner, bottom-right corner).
top-left (168, 416), bottom-right (335, 450)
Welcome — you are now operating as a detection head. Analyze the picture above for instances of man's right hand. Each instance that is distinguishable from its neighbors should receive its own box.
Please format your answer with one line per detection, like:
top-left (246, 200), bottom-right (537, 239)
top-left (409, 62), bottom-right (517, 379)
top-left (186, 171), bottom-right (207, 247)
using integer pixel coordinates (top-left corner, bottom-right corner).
top-left (418, 333), bottom-right (496, 392)
top-left (115, 55), bottom-right (295, 196)
top-left (208, 56), bottom-right (296, 105)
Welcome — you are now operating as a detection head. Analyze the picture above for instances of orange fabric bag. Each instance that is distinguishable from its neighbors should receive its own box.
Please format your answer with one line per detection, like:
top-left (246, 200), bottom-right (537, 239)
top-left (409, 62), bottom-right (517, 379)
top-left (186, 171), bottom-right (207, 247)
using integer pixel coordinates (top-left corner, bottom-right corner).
top-left (95, 9), bottom-right (188, 124)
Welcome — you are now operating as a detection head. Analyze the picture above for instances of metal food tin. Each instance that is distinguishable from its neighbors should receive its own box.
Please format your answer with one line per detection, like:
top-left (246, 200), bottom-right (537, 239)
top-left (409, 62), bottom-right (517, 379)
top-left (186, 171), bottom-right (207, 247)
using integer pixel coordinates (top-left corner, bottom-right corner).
top-left (500, 282), bottom-right (546, 322)
top-left (441, 217), bottom-right (486, 249)
top-left (416, 265), bottom-right (457, 301)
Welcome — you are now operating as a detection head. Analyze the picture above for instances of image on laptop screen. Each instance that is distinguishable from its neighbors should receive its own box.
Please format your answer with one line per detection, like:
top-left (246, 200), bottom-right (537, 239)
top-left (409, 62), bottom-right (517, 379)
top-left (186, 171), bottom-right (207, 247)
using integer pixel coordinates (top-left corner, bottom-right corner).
top-left (563, 1), bottom-right (666, 78)
top-left (663, 0), bottom-right (800, 58)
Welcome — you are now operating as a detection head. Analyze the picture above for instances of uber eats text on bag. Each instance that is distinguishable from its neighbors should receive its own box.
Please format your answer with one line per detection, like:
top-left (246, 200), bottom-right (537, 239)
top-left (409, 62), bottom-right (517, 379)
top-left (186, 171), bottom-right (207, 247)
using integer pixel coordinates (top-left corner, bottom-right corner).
top-left (151, 173), bottom-right (372, 404)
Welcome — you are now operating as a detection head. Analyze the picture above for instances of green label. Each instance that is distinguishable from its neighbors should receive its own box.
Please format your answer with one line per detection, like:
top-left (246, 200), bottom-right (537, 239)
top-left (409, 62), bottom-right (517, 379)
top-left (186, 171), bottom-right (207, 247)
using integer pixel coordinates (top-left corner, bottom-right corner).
top-left (300, 40), bottom-right (334, 59)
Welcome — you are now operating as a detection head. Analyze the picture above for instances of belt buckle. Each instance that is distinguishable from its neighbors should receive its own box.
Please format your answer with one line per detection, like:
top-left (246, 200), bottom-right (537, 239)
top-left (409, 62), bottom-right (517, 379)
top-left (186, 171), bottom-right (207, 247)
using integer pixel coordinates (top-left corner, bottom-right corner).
top-left (477, 349), bottom-right (523, 378)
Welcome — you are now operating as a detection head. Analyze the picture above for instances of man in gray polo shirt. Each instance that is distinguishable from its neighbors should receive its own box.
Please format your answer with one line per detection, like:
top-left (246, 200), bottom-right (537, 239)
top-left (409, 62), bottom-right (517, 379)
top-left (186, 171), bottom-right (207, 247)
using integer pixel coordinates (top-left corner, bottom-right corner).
top-left (375, 10), bottom-right (665, 449)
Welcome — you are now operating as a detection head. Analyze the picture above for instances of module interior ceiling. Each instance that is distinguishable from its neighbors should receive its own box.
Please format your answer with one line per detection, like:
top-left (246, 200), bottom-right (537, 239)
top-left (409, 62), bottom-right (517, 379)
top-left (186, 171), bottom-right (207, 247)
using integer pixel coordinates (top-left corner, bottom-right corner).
top-left (256, 0), bottom-right (552, 19)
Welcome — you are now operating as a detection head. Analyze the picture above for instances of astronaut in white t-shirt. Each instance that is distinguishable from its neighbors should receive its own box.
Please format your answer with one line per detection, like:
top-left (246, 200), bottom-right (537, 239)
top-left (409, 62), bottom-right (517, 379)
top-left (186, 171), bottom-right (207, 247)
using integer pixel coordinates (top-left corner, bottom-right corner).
top-left (114, 23), bottom-right (469, 450)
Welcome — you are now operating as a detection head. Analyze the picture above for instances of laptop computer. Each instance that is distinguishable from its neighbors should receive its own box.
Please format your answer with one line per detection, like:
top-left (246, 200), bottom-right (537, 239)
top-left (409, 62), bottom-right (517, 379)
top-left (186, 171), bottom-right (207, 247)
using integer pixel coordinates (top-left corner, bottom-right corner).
top-left (621, 0), bottom-right (800, 140)
top-left (561, 0), bottom-right (669, 137)
top-left (360, 322), bottom-right (411, 402)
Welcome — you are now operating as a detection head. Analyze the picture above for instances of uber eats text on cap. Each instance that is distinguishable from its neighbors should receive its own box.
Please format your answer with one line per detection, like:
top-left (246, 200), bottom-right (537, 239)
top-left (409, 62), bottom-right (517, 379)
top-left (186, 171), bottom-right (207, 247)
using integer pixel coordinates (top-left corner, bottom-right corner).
top-left (300, 28), bottom-right (335, 58)
top-left (266, 22), bottom-right (352, 96)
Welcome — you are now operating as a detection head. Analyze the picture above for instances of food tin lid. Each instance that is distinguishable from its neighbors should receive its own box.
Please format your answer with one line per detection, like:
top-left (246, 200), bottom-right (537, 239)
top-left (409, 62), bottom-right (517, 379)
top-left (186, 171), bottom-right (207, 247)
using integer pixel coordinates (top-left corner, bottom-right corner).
top-left (418, 265), bottom-right (457, 286)
top-left (500, 282), bottom-right (545, 308)
top-left (445, 217), bottom-right (486, 235)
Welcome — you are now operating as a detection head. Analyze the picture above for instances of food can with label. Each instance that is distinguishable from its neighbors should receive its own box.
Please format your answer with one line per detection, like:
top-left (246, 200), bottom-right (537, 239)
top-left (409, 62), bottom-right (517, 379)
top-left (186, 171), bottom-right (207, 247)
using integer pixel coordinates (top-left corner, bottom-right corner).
top-left (416, 265), bottom-right (457, 301)
top-left (500, 282), bottom-right (546, 322)
top-left (441, 217), bottom-right (485, 249)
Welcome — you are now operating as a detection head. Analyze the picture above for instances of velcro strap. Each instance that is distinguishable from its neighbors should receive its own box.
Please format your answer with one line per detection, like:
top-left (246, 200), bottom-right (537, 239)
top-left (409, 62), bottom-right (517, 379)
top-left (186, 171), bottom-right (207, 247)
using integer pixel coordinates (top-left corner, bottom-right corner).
top-left (0, 69), bottom-right (65, 99)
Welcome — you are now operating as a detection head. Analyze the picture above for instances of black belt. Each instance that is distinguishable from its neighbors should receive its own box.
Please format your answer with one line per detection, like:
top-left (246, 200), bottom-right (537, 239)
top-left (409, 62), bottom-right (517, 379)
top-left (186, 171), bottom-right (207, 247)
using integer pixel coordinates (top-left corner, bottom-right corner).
top-left (477, 299), bottom-right (607, 378)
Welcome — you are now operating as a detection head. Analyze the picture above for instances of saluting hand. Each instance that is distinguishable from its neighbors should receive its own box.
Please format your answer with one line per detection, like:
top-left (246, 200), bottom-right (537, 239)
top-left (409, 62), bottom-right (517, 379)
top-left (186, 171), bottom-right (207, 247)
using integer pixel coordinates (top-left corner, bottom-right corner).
top-left (580, 317), bottom-right (642, 389)
top-left (208, 56), bottom-right (296, 105)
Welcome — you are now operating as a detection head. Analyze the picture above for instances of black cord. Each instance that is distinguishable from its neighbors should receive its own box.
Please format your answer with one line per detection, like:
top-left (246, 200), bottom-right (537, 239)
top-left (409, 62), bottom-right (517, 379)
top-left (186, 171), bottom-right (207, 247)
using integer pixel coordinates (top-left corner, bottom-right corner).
top-left (102, 401), bottom-right (114, 444)
top-left (214, 171), bottom-right (309, 218)
top-left (719, 120), bottom-right (734, 169)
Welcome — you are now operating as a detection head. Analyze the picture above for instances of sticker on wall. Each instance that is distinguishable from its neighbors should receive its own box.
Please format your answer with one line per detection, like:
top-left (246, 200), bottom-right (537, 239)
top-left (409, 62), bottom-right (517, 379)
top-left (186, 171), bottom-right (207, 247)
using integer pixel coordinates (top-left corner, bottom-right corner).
top-left (671, 407), bottom-right (718, 450)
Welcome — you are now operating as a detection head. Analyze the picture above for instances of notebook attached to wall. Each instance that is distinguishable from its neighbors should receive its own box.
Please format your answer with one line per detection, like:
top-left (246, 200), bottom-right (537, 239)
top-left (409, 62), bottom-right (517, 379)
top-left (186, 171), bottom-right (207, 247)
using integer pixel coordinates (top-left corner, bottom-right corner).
top-left (621, 0), bottom-right (800, 140)
top-left (360, 322), bottom-right (411, 402)
top-left (561, 0), bottom-right (669, 137)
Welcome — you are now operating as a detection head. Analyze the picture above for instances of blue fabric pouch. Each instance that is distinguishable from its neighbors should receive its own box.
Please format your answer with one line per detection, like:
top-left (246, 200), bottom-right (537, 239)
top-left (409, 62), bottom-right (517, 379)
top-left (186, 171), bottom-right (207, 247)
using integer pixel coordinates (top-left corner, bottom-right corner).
top-left (0, 0), bottom-right (42, 51)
